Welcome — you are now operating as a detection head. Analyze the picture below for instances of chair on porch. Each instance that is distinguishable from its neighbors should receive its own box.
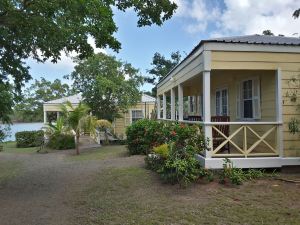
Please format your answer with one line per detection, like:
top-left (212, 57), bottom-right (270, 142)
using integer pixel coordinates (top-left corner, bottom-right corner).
top-left (211, 116), bottom-right (230, 153)
top-left (188, 116), bottom-right (202, 121)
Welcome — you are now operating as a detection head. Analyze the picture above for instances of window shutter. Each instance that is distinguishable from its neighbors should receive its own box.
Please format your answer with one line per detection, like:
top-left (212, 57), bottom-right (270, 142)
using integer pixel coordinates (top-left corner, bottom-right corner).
top-left (236, 83), bottom-right (241, 119)
top-left (198, 95), bottom-right (203, 116)
top-left (253, 77), bottom-right (261, 119)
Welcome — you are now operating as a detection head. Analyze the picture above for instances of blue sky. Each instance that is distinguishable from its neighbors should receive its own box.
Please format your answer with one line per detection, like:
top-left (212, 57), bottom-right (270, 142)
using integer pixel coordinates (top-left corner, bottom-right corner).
top-left (27, 0), bottom-right (299, 92)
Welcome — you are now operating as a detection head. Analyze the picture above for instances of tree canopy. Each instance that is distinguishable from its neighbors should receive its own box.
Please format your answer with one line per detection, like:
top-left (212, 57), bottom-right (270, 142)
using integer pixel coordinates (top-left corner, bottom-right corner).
top-left (262, 30), bottom-right (274, 35)
top-left (146, 51), bottom-right (181, 96)
top-left (0, 0), bottom-right (177, 94)
top-left (69, 53), bottom-right (143, 121)
top-left (14, 78), bottom-right (74, 122)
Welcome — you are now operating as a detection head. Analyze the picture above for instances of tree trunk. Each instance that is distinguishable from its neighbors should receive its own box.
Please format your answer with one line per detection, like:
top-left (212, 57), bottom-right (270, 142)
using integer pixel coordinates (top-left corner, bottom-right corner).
top-left (76, 132), bottom-right (80, 155)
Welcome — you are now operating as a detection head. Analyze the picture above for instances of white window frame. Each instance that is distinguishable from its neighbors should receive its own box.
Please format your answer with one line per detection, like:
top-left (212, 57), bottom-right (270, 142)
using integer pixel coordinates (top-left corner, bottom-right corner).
top-left (238, 76), bottom-right (261, 121)
top-left (215, 87), bottom-right (228, 116)
top-left (130, 109), bottom-right (144, 124)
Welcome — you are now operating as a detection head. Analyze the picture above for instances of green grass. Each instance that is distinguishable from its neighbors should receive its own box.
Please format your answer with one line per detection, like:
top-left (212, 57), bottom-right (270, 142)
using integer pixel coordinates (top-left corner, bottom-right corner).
top-left (75, 166), bottom-right (300, 225)
top-left (67, 145), bottom-right (128, 161)
top-left (1, 141), bottom-right (41, 154)
top-left (0, 161), bottom-right (22, 185)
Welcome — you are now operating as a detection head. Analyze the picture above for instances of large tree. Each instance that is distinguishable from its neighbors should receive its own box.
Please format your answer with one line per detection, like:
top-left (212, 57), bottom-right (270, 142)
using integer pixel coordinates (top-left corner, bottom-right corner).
top-left (0, 0), bottom-right (177, 124)
top-left (14, 78), bottom-right (74, 122)
top-left (69, 53), bottom-right (143, 121)
top-left (146, 51), bottom-right (181, 96)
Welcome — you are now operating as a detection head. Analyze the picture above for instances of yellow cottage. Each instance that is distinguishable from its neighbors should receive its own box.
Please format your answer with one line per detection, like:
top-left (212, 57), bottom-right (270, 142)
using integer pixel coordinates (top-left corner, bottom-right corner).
top-left (43, 93), bottom-right (155, 139)
top-left (157, 35), bottom-right (300, 169)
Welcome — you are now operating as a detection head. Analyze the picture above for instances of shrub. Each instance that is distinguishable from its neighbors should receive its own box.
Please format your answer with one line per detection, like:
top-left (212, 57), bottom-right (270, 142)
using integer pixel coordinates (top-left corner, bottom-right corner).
top-left (47, 133), bottom-right (75, 150)
top-left (153, 144), bottom-right (169, 158)
top-left (145, 154), bottom-right (165, 171)
top-left (126, 119), bottom-right (167, 155)
top-left (15, 130), bottom-right (44, 148)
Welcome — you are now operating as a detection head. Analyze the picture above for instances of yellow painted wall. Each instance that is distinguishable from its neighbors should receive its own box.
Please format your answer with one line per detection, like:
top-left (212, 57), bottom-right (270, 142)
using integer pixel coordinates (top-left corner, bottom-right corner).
top-left (113, 102), bottom-right (155, 139)
top-left (211, 51), bottom-right (300, 157)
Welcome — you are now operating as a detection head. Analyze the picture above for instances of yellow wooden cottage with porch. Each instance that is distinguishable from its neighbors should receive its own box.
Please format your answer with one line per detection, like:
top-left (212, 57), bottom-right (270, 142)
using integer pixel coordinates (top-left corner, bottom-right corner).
top-left (157, 35), bottom-right (300, 169)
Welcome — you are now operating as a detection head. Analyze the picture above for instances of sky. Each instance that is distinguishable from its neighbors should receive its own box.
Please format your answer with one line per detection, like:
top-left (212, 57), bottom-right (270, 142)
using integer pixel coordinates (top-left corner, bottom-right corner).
top-left (26, 0), bottom-right (300, 92)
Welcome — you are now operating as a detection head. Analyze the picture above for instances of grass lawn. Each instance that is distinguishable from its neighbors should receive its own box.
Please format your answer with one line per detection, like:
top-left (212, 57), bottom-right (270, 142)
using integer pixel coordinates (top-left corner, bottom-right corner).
top-left (1, 141), bottom-right (41, 154)
top-left (67, 145), bottom-right (128, 161)
top-left (0, 161), bottom-right (22, 185)
top-left (73, 146), bottom-right (300, 225)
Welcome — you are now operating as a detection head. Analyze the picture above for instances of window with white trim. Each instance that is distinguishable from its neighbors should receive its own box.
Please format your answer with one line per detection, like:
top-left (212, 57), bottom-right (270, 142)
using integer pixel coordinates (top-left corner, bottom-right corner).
top-left (236, 77), bottom-right (261, 120)
top-left (131, 110), bottom-right (144, 123)
top-left (216, 88), bottom-right (228, 116)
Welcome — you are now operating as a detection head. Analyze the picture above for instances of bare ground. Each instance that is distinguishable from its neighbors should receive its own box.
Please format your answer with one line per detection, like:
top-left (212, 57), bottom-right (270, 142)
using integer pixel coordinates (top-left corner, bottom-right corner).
top-left (0, 146), bottom-right (300, 225)
top-left (0, 147), bottom-right (143, 225)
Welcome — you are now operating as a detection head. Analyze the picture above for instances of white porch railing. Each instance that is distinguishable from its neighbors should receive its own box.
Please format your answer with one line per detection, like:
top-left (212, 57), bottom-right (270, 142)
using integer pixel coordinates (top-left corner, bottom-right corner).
top-left (159, 119), bottom-right (282, 158)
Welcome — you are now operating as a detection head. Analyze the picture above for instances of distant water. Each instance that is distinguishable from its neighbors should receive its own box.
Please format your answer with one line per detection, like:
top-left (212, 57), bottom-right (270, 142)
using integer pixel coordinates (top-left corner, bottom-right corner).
top-left (3, 123), bottom-right (45, 141)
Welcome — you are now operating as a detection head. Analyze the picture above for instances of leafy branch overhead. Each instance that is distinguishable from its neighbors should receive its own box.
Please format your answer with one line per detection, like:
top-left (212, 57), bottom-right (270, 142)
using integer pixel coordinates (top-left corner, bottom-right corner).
top-left (0, 0), bottom-right (178, 93)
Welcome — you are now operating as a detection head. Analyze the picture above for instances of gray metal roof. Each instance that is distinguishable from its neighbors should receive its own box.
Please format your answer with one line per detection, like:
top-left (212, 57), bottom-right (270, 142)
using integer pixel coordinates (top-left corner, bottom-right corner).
top-left (158, 35), bottom-right (300, 85)
top-left (203, 34), bottom-right (300, 45)
top-left (44, 93), bottom-right (155, 105)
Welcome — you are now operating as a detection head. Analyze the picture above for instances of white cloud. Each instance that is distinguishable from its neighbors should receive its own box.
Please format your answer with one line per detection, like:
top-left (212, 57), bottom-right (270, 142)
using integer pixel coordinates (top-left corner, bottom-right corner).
top-left (175, 0), bottom-right (300, 37)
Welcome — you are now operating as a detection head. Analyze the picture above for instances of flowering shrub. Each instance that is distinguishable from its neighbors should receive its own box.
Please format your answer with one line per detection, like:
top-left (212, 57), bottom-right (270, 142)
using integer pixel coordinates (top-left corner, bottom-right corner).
top-left (126, 119), bottom-right (167, 155)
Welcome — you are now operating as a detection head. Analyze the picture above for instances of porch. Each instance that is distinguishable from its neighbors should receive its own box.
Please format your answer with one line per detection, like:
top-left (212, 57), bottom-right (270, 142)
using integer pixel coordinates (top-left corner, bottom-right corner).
top-left (157, 68), bottom-right (283, 168)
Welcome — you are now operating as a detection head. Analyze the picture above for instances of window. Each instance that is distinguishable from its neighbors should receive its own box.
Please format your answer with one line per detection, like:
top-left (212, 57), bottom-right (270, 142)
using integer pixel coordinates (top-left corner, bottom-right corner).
top-left (131, 110), bottom-right (144, 123)
top-left (236, 77), bottom-right (261, 120)
top-left (216, 88), bottom-right (228, 116)
top-left (243, 80), bottom-right (253, 118)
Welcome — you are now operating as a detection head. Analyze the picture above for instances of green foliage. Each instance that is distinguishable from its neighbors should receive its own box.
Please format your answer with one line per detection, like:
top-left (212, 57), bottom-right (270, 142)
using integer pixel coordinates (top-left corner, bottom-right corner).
top-left (293, 8), bottom-right (300, 18)
top-left (219, 159), bottom-right (266, 185)
top-left (0, 0), bottom-right (177, 94)
top-left (15, 130), bottom-right (44, 148)
top-left (61, 101), bottom-right (97, 154)
top-left (46, 117), bottom-right (69, 136)
top-left (153, 144), bottom-right (169, 158)
top-left (69, 53), bottom-right (143, 121)
top-left (262, 30), bottom-right (274, 35)
top-left (288, 118), bottom-right (299, 135)
top-left (47, 134), bottom-right (75, 150)
top-left (146, 51), bottom-right (181, 95)
top-left (96, 119), bottom-right (112, 131)
top-left (0, 125), bottom-right (11, 144)
top-left (145, 154), bottom-right (165, 171)
top-left (126, 119), bottom-right (167, 155)
top-left (13, 78), bottom-right (73, 122)
top-left (0, 83), bottom-right (14, 124)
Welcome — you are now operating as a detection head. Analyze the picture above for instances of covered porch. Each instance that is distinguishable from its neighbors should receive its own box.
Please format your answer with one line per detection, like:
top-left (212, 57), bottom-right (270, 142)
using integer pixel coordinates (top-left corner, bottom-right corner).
top-left (157, 67), bottom-right (283, 168)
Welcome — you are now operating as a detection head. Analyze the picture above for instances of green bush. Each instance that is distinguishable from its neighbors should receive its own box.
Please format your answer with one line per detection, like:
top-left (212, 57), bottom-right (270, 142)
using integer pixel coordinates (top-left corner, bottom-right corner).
top-left (153, 144), bottom-right (169, 158)
top-left (15, 130), bottom-right (44, 148)
top-left (47, 133), bottom-right (75, 150)
top-left (126, 119), bottom-right (167, 155)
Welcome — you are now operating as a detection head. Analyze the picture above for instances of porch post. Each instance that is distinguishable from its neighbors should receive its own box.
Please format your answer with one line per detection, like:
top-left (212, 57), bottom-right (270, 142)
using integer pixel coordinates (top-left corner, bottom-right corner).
top-left (157, 95), bottom-right (161, 119)
top-left (43, 111), bottom-right (47, 124)
top-left (276, 68), bottom-right (283, 157)
top-left (203, 70), bottom-right (212, 157)
top-left (162, 92), bottom-right (167, 119)
top-left (178, 84), bottom-right (183, 121)
top-left (171, 88), bottom-right (175, 120)
top-left (57, 111), bottom-right (60, 120)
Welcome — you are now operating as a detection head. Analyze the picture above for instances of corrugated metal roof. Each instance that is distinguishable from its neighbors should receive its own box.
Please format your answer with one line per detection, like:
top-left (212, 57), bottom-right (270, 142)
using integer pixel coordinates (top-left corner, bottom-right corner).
top-left (204, 34), bottom-right (300, 45)
top-left (158, 35), bottom-right (300, 86)
top-left (44, 93), bottom-right (82, 104)
top-left (44, 93), bottom-right (155, 105)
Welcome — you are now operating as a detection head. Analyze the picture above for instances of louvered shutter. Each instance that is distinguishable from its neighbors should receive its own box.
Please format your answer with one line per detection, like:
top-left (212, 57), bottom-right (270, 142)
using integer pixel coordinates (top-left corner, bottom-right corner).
top-left (253, 77), bottom-right (261, 119)
top-left (236, 82), bottom-right (241, 119)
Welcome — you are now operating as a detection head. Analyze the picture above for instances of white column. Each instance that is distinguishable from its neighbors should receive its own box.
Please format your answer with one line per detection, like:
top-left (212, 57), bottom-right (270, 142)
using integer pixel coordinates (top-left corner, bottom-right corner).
top-left (171, 88), bottom-right (175, 120)
top-left (157, 96), bottom-right (161, 119)
top-left (44, 111), bottom-right (47, 124)
top-left (163, 92), bottom-right (167, 119)
top-left (276, 68), bottom-right (283, 157)
top-left (203, 70), bottom-right (212, 157)
top-left (178, 84), bottom-right (183, 121)
top-left (57, 111), bottom-right (60, 120)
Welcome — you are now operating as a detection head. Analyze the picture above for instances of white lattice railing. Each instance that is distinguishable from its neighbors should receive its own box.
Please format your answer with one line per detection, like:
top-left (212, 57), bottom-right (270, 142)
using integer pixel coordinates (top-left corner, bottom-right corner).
top-left (211, 123), bottom-right (280, 157)
top-left (159, 119), bottom-right (282, 158)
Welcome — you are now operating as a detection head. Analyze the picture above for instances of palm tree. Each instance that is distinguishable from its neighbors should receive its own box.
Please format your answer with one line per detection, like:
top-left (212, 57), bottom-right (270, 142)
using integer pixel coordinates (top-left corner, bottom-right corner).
top-left (61, 101), bottom-right (96, 155)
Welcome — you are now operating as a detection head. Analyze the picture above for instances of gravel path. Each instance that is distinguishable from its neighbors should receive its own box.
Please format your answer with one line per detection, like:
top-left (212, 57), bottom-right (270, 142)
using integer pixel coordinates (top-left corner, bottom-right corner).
top-left (0, 148), bottom-right (143, 225)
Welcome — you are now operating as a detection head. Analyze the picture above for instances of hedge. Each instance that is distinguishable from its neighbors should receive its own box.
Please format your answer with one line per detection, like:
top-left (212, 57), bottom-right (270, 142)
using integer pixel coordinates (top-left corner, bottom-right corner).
top-left (47, 133), bottom-right (75, 150)
top-left (15, 130), bottom-right (44, 148)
